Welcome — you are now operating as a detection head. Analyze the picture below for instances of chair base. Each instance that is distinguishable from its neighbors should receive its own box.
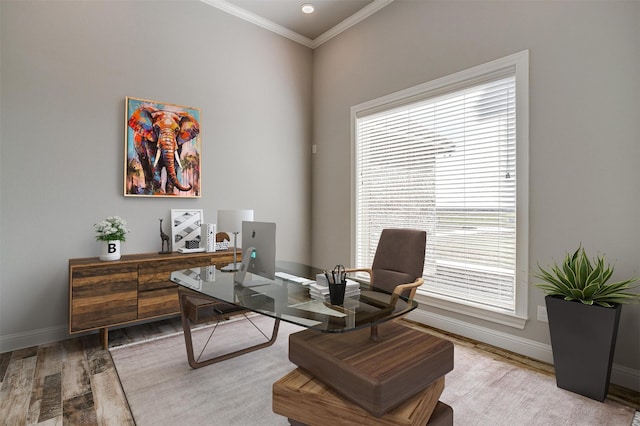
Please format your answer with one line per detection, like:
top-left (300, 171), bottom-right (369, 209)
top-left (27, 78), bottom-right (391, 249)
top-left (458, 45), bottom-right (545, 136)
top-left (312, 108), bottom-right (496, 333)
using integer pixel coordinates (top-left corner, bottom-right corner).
top-left (273, 368), bottom-right (452, 426)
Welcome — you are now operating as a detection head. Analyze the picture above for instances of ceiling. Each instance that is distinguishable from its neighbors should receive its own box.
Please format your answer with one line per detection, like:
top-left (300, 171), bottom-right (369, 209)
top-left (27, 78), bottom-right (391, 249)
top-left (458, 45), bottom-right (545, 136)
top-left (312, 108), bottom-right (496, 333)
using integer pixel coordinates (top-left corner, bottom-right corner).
top-left (205, 0), bottom-right (393, 48)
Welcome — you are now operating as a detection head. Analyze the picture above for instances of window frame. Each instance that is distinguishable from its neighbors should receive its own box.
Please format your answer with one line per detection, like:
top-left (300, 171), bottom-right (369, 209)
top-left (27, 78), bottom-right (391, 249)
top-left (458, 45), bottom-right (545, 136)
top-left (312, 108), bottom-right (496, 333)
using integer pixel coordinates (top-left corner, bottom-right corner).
top-left (350, 50), bottom-right (529, 329)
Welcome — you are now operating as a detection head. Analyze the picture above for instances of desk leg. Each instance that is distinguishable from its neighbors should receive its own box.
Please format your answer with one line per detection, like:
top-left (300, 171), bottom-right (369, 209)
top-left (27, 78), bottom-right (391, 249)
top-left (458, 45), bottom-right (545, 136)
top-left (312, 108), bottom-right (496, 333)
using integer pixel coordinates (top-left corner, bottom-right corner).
top-left (179, 292), bottom-right (280, 369)
top-left (370, 324), bottom-right (383, 342)
top-left (100, 327), bottom-right (109, 349)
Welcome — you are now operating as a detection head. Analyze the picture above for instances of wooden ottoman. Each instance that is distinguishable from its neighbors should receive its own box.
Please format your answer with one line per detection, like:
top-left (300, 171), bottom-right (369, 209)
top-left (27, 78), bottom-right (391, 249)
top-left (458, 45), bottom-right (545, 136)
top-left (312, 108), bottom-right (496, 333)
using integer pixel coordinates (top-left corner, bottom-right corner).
top-left (273, 368), bottom-right (453, 426)
top-left (288, 321), bottom-right (454, 417)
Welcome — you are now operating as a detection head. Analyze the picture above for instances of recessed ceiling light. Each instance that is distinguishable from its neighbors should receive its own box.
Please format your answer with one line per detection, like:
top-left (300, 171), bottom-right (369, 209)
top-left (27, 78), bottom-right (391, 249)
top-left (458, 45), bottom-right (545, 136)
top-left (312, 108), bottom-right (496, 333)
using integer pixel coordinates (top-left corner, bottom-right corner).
top-left (301, 3), bottom-right (315, 14)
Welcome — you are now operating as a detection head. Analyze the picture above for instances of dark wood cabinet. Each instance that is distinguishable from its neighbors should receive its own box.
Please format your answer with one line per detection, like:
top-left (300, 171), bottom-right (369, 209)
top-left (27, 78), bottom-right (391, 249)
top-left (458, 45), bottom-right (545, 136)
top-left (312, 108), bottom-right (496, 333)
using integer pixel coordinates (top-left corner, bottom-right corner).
top-left (69, 250), bottom-right (237, 348)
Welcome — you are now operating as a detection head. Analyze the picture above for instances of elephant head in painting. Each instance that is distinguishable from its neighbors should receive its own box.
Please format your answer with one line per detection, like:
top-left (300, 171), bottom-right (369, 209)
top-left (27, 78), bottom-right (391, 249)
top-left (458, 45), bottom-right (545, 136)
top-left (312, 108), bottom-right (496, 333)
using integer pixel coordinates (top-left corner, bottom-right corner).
top-left (128, 105), bottom-right (199, 194)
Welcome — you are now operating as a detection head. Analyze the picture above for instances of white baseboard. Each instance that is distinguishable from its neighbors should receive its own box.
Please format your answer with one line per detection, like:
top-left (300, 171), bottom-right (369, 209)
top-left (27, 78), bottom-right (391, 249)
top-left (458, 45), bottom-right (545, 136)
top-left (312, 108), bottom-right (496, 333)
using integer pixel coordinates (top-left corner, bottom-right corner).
top-left (0, 324), bottom-right (69, 353)
top-left (406, 308), bottom-right (640, 392)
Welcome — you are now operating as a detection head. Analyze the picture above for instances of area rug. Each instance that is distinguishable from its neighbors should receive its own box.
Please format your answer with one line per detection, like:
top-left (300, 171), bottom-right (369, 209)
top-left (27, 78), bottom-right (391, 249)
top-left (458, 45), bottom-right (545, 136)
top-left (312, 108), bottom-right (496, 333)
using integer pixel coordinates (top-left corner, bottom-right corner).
top-left (110, 317), bottom-right (635, 425)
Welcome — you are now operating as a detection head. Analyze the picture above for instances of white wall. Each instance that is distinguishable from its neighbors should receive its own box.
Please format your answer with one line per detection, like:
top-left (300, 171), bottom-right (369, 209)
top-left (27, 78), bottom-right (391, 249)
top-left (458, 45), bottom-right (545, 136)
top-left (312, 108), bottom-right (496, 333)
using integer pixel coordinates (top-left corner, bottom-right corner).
top-left (311, 1), bottom-right (640, 384)
top-left (0, 0), bottom-right (312, 351)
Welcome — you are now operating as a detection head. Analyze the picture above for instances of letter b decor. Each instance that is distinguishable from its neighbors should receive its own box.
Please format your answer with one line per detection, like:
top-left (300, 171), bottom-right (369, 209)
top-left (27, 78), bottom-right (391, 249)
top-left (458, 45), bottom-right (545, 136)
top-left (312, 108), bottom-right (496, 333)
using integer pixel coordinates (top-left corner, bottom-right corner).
top-left (100, 240), bottom-right (121, 261)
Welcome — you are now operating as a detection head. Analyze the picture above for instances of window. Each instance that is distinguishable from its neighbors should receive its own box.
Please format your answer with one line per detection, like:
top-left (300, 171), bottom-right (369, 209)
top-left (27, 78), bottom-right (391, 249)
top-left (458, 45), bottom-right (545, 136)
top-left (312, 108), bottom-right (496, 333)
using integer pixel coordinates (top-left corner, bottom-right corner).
top-left (352, 51), bottom-right (529, 328)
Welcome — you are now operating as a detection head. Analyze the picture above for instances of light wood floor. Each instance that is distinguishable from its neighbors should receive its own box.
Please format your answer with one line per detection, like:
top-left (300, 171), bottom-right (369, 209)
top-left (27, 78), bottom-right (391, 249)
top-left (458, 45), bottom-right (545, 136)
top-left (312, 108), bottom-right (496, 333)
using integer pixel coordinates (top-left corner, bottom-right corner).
top-left (0, 317), bottom-right (638, 425)
top-left (403, 320), bottom-right (640, 412)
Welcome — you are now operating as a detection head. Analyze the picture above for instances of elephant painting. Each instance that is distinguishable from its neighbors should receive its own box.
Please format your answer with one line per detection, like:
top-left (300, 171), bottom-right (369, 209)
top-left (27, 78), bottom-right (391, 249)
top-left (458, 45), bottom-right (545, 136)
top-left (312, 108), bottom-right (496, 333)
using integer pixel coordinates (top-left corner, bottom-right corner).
top-left (125, 97), bottom-right (201, 197)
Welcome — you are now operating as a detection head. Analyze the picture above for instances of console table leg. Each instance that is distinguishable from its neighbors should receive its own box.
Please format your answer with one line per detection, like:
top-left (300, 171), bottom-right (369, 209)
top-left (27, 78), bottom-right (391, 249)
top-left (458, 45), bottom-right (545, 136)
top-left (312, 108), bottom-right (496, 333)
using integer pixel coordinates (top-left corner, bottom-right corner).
top-left (100, 327), bottom-right (109, 349)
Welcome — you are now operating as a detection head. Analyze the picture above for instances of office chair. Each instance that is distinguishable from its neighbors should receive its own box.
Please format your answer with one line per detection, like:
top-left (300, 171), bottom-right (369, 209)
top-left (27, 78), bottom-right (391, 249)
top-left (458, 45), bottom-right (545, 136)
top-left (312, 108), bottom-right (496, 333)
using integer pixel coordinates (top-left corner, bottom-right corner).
top-left (276, 230), bottom-right (454, 425)
top-left (347, 228), bottom-right (426, 303)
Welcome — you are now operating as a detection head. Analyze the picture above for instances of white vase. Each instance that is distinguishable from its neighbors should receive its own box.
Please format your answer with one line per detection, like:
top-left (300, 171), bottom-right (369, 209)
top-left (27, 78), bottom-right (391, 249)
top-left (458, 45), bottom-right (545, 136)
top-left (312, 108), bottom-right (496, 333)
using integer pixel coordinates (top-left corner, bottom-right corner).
top-left (99, 240), bottom-right (121, 261)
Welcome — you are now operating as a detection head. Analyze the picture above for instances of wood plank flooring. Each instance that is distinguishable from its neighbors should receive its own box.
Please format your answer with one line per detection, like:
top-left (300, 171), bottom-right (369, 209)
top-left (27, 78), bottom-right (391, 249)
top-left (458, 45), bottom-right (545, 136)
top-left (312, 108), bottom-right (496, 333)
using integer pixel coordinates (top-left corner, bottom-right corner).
top-left (0, 317), bottom-right (638, 425)
top-left (0, 318), bottom-right (185, 425)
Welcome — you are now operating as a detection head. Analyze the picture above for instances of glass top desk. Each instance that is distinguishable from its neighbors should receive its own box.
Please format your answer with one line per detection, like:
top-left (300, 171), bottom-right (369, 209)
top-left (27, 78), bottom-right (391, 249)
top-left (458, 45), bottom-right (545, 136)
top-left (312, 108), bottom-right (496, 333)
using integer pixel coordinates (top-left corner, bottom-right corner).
top-left (170, 260), bottom-right (419, 368)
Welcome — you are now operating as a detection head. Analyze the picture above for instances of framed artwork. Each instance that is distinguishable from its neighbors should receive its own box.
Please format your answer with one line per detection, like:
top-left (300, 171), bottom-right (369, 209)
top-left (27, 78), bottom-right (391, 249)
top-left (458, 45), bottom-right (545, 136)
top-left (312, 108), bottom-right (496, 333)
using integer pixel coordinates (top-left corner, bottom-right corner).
top-left (171, 209), bottom-right (203, 251)
top-left (125, 96), bottom-right (202, 198)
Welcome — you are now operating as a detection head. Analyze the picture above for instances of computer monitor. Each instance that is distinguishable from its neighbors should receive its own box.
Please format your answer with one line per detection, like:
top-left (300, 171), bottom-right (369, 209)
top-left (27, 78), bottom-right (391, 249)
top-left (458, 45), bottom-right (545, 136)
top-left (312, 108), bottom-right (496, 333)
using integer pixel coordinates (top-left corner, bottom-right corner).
top-left (234, 221), bottom-right (276, 285)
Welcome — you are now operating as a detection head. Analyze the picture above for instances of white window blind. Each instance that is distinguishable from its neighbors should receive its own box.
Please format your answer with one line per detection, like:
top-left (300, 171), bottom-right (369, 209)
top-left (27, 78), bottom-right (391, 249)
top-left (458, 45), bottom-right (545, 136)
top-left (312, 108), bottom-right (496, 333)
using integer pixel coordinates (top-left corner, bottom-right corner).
top-left (355, 69), bottom-right (520, 313)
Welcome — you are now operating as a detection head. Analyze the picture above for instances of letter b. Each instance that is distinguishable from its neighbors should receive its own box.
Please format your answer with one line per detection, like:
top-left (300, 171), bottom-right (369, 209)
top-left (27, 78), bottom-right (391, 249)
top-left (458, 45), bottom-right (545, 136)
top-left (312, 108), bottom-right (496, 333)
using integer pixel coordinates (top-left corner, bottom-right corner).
top-left (108, 243), bottom-right (117, 254)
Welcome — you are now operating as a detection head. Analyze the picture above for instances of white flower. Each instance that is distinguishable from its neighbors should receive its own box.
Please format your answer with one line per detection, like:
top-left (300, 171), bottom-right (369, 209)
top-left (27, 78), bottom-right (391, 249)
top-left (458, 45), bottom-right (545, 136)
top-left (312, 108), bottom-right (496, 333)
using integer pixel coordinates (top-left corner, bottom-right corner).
top-left (94, 216), bottom-right (130, 241)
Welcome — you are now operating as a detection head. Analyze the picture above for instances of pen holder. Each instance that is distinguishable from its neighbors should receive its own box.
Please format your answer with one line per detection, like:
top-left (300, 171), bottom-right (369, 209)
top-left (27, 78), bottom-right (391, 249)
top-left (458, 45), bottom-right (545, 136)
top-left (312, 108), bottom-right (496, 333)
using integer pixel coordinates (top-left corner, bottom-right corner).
top-left (329, 282), bottom-right (346, 305)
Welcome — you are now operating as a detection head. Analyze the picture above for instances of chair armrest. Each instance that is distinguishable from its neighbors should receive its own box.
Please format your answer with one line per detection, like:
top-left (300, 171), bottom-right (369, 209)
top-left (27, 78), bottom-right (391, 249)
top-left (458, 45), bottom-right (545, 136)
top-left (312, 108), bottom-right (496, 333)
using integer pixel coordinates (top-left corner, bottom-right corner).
top-left (390, 277), bottom-right (424, 306)
top-left (346, 268), bottom-right (373, 281)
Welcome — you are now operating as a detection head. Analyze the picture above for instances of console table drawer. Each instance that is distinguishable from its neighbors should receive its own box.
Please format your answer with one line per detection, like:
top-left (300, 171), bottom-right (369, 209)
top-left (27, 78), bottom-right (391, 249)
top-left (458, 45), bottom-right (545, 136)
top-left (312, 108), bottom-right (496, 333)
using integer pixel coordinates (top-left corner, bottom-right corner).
top-left (70, 269), bottom-right (138, 332)
top-left (138, 257), bottom-right (216, 292)
top-left (137, 278), bottom-right (177, 293)
top-left (72, 263), bottom-right (138, 280)
top-left (138, 287), bottom-right (179, 318)
top-left (138, 256), bottom-right (215, 275)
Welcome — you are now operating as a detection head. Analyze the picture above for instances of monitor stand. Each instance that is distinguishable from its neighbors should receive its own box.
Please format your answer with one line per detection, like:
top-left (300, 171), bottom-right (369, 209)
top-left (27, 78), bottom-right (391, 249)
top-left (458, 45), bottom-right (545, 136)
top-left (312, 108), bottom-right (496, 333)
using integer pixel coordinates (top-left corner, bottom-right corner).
top-left (221, 263), bottom-right (240, 272)
top-left (234, 247), bottom-right (256, 284)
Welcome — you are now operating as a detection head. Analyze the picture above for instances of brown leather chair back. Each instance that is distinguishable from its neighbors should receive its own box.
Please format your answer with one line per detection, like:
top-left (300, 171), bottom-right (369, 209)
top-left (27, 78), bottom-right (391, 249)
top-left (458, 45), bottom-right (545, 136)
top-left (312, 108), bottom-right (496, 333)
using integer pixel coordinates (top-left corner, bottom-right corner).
top-left (371, 228), bottom-right (426, 295)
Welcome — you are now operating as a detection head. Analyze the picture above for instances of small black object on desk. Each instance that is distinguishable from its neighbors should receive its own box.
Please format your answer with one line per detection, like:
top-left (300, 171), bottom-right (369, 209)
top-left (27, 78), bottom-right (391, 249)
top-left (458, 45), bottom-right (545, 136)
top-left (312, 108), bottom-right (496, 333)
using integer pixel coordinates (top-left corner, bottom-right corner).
top-left (326, 264), bottom-right (347, 305)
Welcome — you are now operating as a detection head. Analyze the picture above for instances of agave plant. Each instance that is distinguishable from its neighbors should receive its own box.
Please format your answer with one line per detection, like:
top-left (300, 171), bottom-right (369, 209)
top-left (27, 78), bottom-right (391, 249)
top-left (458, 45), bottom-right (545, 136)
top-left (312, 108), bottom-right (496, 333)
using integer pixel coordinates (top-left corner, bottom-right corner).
top-left (535, 246), bottom-right (640, 307)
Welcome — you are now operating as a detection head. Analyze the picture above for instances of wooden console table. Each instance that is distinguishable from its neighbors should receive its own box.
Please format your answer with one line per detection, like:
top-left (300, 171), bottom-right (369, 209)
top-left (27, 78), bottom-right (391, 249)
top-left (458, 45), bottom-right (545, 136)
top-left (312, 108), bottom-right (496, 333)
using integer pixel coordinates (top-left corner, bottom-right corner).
top-left (68, 250), bottom-right (237, 348)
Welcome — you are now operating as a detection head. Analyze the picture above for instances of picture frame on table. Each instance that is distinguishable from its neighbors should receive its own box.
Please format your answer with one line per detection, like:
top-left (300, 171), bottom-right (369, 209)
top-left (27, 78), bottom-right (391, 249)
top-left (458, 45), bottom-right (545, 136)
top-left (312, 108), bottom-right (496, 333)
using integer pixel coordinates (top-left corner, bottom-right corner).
top-left (170, 209), bottom-right (203, 251)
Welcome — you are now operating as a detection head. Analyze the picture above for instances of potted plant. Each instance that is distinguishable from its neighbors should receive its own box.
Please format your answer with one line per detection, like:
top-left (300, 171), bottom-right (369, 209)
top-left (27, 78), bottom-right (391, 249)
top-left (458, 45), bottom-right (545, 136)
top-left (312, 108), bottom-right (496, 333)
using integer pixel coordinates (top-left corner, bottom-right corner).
top-left (94, 216), bottom-right (130, 261)
top-left (535, 245), bottom-right (640, 401)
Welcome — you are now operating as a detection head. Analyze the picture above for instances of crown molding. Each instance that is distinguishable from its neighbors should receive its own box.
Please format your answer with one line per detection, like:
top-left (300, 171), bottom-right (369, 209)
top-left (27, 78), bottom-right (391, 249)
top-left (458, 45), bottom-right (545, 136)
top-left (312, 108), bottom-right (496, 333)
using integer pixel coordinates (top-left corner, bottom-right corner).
top-left (312, 0), bottom-right (394, 48)
top-left (201, 0), bottom-right (315, 48)
top-left (201, 0), bottom-right (394, 49)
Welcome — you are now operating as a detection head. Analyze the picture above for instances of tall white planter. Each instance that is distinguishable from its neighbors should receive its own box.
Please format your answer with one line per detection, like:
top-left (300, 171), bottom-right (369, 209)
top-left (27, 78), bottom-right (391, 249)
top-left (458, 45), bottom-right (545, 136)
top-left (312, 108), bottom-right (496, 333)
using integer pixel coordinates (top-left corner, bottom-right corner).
top-left (100, 240), bottom-right (121, 261)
